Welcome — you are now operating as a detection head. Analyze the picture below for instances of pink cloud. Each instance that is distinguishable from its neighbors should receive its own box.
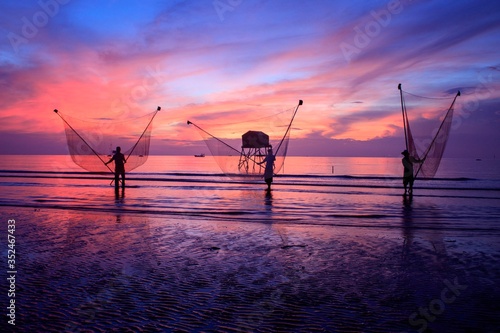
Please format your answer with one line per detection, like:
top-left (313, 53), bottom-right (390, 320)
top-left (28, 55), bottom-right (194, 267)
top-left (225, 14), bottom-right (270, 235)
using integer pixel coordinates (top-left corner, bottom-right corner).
top-left (1, 1), bottom-right (499, 158)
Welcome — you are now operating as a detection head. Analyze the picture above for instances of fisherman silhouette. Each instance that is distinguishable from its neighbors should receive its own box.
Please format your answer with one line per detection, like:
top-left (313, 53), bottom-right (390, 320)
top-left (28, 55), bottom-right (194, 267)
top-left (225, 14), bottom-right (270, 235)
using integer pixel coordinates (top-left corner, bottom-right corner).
top-left (106, 146), bottom-right (126, 188)
top-left (401, 149), bottom-right (423, 195)
top-left (258, 148), bottom-right (276, 191)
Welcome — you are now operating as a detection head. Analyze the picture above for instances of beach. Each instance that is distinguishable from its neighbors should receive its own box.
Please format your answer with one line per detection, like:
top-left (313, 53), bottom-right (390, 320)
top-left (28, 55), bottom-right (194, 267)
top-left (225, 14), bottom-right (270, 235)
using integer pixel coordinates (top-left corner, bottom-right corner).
top-left (1, 156), bottom-right (500, 332)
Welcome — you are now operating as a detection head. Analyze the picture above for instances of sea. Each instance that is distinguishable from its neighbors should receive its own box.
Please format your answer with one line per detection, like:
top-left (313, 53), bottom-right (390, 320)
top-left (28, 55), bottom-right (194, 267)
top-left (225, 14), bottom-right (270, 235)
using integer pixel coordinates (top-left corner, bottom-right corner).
top-left (1, 155), bottom-right (500, 332)
top-left (1, 155), bottom-right (499, 231)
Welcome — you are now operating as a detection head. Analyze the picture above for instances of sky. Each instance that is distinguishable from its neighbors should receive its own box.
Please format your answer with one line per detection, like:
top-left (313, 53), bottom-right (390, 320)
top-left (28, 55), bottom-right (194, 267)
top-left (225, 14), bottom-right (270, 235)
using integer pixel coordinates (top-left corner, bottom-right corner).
top-left (1, 0), bottom-right (499, 158)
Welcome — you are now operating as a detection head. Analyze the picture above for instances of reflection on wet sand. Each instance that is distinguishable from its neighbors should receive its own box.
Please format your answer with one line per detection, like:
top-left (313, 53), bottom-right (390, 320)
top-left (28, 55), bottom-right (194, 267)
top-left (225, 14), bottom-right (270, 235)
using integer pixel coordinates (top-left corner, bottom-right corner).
top-left (264, 189), bottom-right (273, 214)
top-left (5, 207), bottom-right (499, 332)
top-left (402, 194), bottom-right (414, 259)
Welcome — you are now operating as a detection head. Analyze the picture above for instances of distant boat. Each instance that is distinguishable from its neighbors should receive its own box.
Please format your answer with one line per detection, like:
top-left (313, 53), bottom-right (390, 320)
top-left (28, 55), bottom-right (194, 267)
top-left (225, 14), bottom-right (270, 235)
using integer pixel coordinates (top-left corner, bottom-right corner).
top-left (476, 158), bottom-right (482, 161)
top-left (194, 154), bottom-right (205, 157)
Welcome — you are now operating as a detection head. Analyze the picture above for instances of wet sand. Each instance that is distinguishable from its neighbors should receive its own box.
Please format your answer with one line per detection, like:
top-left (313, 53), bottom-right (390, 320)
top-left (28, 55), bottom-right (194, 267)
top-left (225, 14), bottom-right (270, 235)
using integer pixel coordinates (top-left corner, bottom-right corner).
top-left (1, 207), bottom-right (499, 332)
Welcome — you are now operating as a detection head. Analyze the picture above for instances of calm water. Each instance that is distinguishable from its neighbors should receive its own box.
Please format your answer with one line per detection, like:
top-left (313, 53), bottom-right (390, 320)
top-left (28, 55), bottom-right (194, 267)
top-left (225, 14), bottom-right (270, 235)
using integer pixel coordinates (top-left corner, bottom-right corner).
top-left (2, 155), bottom-right (499, 333)
top-left (1, 155), bottom-right (499, 231)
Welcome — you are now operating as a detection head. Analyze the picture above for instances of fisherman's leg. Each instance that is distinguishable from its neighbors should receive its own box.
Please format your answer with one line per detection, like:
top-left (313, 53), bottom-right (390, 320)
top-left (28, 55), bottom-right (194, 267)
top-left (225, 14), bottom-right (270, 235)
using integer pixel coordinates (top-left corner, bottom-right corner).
top-left (114, 172), bottom-right (120, 188)
top-left (121, 171), bottom-right (125, 187)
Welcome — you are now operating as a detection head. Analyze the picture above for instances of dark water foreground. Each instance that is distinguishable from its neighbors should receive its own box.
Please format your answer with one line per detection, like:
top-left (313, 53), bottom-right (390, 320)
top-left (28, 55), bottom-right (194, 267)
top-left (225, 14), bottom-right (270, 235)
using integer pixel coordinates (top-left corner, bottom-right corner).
top-left (0, 205), bottom-right (499, 333)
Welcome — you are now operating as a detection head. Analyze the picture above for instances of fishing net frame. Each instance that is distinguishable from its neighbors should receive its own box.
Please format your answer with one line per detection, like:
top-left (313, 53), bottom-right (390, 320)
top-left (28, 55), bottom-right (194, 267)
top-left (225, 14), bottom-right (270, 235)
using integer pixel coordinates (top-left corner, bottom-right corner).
top-left (54, 107), bottom-right (161, 175)
top-left (399, 84), bottom-right (460, 178)
top-left (187, 100), bottom-right (303, 179)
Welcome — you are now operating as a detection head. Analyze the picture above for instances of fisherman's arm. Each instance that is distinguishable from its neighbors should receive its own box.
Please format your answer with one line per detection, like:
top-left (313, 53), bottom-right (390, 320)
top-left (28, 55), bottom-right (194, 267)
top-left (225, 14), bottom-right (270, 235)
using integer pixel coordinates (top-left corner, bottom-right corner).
top-left (105, 156), bottom-right (115, 165)
top-left (411, 156), bottom-right (425, 164)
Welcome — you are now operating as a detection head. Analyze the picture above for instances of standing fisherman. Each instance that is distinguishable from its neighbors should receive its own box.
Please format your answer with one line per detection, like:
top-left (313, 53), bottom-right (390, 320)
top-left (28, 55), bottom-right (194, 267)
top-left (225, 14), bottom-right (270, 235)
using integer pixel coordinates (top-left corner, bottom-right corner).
top-left (401, 149), bottom-right (423, 195)
top-left (106, 146), bottom-right (126, 188)
top-left (258, 148), bottom-right (276, 191)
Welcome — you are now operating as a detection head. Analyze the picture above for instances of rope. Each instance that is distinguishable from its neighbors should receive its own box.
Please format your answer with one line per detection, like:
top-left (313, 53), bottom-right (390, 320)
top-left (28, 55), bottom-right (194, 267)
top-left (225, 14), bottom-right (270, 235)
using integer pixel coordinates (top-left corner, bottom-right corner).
top-left (401, 90), bottom-right (456, 100)
top-left (413, 92), bottom-right (460, 179)
top-left (54, 109), bottom-right (116, 178)
top-left (274, 100), bottom-right (303, 156)
top-left (126, 107), bottom-right (161, 161)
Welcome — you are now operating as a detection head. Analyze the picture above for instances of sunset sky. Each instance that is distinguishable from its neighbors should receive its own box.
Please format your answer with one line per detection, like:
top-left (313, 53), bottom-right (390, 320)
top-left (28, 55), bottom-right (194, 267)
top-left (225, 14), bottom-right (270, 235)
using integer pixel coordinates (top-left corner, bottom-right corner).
top-left (1, 0), bottom-right (499, 157)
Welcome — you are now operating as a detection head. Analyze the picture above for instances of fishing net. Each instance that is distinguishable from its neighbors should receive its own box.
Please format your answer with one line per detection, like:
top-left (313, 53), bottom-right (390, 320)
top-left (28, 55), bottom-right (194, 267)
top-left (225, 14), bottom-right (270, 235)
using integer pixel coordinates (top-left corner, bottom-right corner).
top-left (55, 108), bottom-right (160, 173)
top-left (399, 85), bottom-right (460, 178)
top-left (188, 100), bottom-right (302, 178)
